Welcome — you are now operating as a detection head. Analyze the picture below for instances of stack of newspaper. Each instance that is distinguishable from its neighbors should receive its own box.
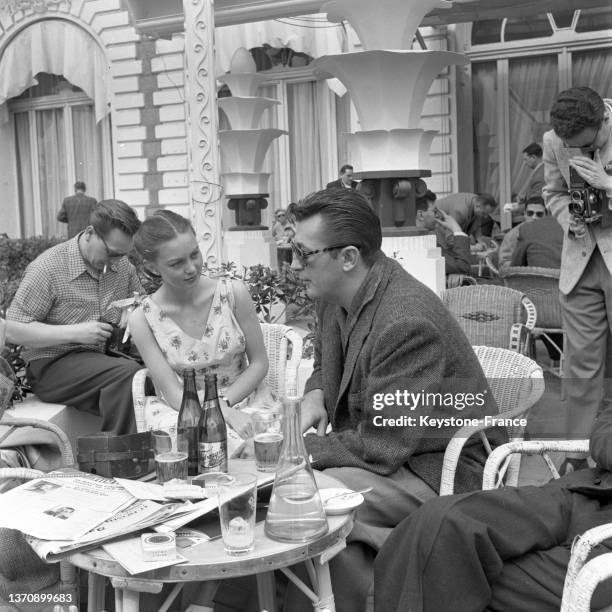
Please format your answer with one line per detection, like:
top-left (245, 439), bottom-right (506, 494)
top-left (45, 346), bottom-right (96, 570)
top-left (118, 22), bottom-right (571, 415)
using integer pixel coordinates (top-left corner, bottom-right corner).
top-left (0, 464), bottom-right (277, 564)
top-left (0, 472), bottom-right (199, 562)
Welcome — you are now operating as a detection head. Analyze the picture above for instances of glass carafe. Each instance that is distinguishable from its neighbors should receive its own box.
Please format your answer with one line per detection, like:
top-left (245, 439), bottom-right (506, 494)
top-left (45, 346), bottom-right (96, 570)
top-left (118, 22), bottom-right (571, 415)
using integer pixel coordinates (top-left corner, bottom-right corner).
top-left (264, 397), bottom-right (328, 542)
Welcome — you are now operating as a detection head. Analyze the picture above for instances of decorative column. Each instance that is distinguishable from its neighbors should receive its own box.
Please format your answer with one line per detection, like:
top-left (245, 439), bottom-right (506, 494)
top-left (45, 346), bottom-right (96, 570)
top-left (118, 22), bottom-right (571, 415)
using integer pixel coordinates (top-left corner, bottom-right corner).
top-left (218, 48), bottom-right (287, 269)
top-left (313, 0), bottom-right (468, 293)
top-left (183, 0), bottom-right (223, 267)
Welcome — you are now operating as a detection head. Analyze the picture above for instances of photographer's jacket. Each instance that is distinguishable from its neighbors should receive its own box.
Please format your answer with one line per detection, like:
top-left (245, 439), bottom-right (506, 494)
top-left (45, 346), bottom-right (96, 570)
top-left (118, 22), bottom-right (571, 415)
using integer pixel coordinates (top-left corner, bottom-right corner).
top-left (303, 252), bottom-right (501, 494)
top-left (543, 101), bottom-right (612, 294)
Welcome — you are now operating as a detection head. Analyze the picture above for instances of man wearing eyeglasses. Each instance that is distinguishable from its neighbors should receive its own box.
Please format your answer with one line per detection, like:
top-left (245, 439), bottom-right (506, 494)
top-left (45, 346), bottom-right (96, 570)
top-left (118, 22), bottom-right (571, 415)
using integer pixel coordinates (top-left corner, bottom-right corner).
top-left (5, 200), bottom-right (143, 435)
top-left (284, 189), bottom-right (499, 612)
top-left (543, 87), bottom-right (612, 473)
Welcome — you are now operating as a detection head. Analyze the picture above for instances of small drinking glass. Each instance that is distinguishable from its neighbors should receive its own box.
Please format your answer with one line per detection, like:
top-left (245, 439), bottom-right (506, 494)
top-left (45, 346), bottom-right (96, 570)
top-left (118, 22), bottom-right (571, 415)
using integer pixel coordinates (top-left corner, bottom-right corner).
top-left (152, 430), bottom-right (188, 483)
top-left (218, 472), bottom-right (258, 555)
top-left (251, 412), bottom-right (283, 472)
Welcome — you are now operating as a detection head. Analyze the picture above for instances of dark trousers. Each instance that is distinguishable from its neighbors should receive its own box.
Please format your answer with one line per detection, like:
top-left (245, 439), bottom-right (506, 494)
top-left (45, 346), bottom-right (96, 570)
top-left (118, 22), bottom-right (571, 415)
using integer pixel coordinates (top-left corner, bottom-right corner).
top-left (374, 475), bottom-right (612, 612)
top-left (27, 350), bottom-right (141, 435)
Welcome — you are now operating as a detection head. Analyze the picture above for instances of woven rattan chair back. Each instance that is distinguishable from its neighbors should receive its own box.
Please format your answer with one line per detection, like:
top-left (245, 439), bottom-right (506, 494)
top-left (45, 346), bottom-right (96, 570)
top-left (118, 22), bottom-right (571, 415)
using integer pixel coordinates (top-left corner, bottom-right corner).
top-left (441, 284), bottom-right (536, 353)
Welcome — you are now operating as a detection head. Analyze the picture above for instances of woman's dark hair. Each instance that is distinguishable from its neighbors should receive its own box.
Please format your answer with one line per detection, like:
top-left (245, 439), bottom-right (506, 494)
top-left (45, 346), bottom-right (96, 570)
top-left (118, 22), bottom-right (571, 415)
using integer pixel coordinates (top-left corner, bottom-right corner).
top-left (133, 210), bottom-right (195, 261)
top-left (288, 188), bottom-right (382, 265)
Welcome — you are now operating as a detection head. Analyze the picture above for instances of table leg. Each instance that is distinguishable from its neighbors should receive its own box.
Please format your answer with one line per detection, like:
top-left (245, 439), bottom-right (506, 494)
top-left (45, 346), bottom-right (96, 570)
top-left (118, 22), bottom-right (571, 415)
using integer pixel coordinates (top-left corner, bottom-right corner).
top-left (121, 589), bottom-right (140, 612)
top-left (256, 572), bottom-right (277, 611)
top-left (87, 572), bottom-right (105, 612)
top-left (115, 589), bottom-right (123, 612)
top-left (312, 559), bottom-right (335, 612)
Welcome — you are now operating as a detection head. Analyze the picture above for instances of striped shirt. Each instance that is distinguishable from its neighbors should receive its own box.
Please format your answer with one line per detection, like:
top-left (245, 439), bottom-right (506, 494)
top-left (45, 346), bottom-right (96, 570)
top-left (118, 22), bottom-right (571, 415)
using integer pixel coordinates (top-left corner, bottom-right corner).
top-left (7, 235), bottom-right (142, 362)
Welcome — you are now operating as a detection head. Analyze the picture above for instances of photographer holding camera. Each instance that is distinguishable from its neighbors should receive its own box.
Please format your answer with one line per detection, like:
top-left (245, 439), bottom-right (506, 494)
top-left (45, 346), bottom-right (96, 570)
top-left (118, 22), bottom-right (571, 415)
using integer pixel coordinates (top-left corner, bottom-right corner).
top-left (544, 87), bottom-right (612, 472)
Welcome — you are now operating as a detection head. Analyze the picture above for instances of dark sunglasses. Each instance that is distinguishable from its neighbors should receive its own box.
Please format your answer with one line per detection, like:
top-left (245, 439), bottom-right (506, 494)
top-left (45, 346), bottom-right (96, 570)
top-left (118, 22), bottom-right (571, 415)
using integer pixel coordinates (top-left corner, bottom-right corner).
top-left (95, 229), bottom-right (128, 259)
top-left (525, 210), bottom-right (545, 218)
top-left (290, 240), bottom-right (357, 264)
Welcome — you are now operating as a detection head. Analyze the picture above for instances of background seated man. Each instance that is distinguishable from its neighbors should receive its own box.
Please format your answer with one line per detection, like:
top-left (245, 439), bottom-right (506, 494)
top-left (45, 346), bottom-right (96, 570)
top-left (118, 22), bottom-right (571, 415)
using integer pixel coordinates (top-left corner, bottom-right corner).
top-left (374, 400), bottom-right (612, 612)
top-left (271, 208), bottom-right (288, 240)
top-left (511, 199), bottom-right (563, 269)
top-left (6, 200), bottom-right (142, 435)
top-left (497, 196), bottom-right (560, 273)
top-left (415, 190), bottom-right (471, 275)
top-left (436, 192), bottom-right (498, 246)
top-left (285, 188), bottom-right (500, 612)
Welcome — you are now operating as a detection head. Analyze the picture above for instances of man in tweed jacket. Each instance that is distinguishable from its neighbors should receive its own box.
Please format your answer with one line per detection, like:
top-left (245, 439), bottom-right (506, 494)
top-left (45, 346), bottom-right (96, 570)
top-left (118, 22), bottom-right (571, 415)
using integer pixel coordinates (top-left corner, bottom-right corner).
top-left (285, 189), bottom-right (499, 612)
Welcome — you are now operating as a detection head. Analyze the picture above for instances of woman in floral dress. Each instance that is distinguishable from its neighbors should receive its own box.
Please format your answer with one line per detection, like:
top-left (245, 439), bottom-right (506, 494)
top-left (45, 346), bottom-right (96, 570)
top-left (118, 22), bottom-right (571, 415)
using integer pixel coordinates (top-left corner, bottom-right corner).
top-left (129, 210), bottom-right (277, 440)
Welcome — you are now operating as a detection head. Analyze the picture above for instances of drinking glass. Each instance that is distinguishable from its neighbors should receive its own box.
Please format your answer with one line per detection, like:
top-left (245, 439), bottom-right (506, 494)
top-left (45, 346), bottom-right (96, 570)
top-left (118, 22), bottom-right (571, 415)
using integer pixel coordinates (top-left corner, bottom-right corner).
top-left (218, 472), bottom-right (258, 555)
top-left (152, 430), bottom-right (188, 483)
top-left (251, 412), bottom-right (283, 472)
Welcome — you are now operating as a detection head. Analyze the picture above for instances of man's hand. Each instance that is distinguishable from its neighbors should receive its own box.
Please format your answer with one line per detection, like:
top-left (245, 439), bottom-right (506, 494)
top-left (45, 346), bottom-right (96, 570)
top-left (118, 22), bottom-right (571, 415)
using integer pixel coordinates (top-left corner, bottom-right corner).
top-left (435, 209), bottom-right (463, 234)
top-left (300, 389), bottom-right (328, 436)
top-left (568, 215), bottom-right (588, 238)
top-left (569, 150), bottom-right (612, 191)
top-left (73, 321), bottom-right (113, 344)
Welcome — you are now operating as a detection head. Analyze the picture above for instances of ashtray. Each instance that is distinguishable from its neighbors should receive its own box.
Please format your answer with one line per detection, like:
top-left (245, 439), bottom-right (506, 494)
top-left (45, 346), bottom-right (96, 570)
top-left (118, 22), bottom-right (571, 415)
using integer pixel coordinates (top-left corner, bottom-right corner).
top-left (320, 487), bottom-right (365, 516)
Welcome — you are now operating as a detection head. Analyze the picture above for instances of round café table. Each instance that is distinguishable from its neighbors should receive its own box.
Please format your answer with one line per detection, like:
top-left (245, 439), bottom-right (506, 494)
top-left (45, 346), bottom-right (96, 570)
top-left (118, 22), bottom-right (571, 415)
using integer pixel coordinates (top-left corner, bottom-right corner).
top-left (69, 472), bottom-right (353, 612)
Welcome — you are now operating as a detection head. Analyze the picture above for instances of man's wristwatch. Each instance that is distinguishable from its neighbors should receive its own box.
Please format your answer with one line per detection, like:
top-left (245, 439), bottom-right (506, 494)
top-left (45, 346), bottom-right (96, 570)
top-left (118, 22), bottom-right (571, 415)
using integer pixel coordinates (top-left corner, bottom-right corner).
top-left (220, 395), bottom-right (232, 409)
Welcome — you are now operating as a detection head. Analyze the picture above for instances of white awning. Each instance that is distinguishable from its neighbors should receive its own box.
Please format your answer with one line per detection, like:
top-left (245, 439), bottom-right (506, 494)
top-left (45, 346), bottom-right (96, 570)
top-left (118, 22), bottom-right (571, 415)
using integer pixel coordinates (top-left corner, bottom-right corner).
top-left (0, 19), bottom-right (111, 123)
top-left (214, 14), bottom-right (346, 74)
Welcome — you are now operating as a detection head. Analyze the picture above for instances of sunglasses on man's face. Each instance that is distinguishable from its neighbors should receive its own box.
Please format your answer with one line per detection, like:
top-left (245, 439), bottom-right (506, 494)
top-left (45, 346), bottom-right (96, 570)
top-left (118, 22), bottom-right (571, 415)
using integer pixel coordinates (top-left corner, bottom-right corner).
top-left (95, 230), bottom-right (128, 259)
top-left (525, 210), bottom-right (545, 218)
top-left (290, 240), bottom-right (356, 265)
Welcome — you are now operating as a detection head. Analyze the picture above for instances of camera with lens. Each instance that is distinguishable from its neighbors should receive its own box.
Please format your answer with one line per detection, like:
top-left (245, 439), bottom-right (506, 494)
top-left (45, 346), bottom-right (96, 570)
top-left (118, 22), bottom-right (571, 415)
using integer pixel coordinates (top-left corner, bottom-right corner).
top-left (568, 159), bottom-right (605, 224)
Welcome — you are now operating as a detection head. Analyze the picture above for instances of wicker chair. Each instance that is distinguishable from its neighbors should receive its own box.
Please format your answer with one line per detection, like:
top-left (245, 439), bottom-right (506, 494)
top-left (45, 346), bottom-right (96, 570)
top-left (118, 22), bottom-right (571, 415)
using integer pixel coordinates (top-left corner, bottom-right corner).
top-left (132, 322), bottom-right (303, 433)
top-left (481, 439), bottom-right (592, 612)
top-left (501, 266), bottom-right (564, 377)
top-left (0, 417), bottom-right (78, 608)
top-left (441, 284), bottom-right (537, 355)
top-left (439, 346), bottom-right (545, 495)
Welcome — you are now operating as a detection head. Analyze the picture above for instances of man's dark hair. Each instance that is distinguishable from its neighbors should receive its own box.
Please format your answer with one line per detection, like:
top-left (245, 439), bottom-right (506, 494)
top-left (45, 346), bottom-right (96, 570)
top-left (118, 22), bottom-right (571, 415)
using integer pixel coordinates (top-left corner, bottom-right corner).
top-left (415, 190), bottom-right (437, 212)
top-left (74, 181), bottom-right (86, 192)
top-left (339, 164), bottom-right (353, 175)
top-left (474, 193), bottom-right (497, 210)
top-left (526, 195), bottom-right (545, 206)
top-left (89, 199), bottom-right (141, 238)
top-left (288, 188), bottom-right (381, 265)
top-left (522, 143), bottom-right (542, 157)
top-left (550, 87), bottom-right (605, 140)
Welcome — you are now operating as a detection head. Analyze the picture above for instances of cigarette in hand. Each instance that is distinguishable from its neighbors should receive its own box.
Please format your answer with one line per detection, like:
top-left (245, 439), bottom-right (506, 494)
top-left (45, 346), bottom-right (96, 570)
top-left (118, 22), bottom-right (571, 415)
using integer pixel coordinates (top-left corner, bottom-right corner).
top-left (103, 264), bottom-right (107, 274)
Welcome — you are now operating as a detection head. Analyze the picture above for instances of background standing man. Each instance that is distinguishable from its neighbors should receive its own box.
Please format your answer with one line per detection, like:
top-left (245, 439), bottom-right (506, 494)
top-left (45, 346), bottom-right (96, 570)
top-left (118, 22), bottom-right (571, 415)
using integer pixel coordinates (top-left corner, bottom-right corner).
top-left (326, 164), bottom-right (359, 189)
top-left (543, 86), bottom-right (612, 471)
top-left (57, 181), bottom-right (98, 238)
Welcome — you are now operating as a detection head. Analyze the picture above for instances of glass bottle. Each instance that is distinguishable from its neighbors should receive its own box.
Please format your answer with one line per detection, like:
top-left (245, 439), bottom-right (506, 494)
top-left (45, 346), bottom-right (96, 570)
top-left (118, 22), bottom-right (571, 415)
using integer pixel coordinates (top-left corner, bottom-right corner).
top-left (177, 368), bottom-right (201, 477)
top-left (264, 397), bottom-right (328, 542)
top-left (198, 372), bottom-right (228, 474)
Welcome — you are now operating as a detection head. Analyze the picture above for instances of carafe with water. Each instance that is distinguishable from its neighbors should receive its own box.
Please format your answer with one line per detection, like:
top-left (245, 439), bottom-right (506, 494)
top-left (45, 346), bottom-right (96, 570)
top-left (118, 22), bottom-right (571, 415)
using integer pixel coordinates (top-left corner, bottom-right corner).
top-left (264, 397), bottom-right (328, 542)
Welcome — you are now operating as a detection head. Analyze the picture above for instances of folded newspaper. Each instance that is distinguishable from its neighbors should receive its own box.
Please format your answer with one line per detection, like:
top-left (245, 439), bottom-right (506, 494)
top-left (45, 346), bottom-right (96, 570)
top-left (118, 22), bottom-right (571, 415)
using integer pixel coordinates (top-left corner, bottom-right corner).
top-left (0, 471), bottom-right (194, 562)
top-left (8, 464), bottom-right (275, 564)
